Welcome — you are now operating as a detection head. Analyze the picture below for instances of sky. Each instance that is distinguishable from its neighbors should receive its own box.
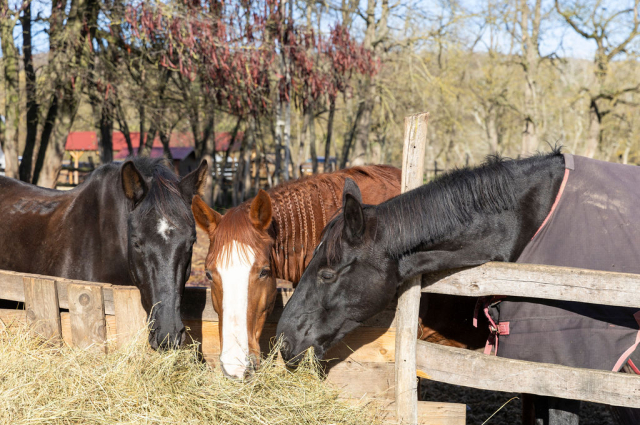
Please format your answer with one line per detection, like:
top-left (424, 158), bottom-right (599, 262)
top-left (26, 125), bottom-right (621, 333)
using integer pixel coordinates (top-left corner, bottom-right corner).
top-left (2, 0), bottom-right (623, 61)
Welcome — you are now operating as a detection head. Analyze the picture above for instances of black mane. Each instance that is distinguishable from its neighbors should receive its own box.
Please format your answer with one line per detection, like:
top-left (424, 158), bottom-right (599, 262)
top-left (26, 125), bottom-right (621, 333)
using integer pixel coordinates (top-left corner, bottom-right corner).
top-left (324, 149), bottom-right (564, 263)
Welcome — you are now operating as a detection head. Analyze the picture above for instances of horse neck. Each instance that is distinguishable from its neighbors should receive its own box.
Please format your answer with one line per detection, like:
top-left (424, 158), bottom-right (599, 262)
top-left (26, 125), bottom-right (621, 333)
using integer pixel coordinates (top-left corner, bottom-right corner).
top-left (269, 180), bottom-right (342, 284)
top-left (377, 153), bottom-right (566, 262)
top-left (70, 169), bottom-right (130, 267)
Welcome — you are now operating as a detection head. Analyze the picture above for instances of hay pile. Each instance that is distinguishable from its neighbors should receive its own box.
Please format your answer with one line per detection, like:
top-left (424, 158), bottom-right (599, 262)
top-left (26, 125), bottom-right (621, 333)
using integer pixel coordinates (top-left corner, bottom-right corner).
top-left (0, 322), bottom-right (381, 424)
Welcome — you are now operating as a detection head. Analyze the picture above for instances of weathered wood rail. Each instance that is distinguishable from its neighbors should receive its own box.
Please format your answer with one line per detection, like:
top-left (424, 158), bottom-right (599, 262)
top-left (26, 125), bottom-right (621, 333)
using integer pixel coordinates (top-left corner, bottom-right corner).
top-left (415, 261), bottom-right (640, 410)
top-left (3, 262), bottom-right (640, 422)
top-left (0, 268), bottom-right (464, 424)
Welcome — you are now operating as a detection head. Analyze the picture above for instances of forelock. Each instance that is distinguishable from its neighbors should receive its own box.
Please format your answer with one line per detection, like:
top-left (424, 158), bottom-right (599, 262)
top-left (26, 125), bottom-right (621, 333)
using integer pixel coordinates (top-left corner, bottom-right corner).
top-left (209, 207), bottom-right (272, 269)
top-left (136, 162), bottom-right (194, 228)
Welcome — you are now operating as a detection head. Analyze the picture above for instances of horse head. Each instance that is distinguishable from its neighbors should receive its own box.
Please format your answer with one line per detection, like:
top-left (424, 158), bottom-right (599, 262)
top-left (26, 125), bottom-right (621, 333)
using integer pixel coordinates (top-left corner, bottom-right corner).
top-left (121, 159), bottom-right (208, 350)
top-left (192, 191), bottom-right (277, 379)
top-left (276, 178), bottom-right (398, 363)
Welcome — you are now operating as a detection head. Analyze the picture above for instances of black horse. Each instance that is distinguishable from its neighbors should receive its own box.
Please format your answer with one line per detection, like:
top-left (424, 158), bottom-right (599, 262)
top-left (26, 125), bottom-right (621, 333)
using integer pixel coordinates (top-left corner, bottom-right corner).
top-left (277, 150), bottom-right (640, 425)
top-left (0, 157), bottom-right (207, 349)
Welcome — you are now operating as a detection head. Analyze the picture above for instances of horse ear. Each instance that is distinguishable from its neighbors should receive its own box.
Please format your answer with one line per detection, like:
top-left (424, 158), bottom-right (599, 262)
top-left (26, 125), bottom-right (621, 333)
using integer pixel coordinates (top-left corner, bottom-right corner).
top-left (342, 178), bottom-right (362, 205)
top-left (121, 161), bottom-right (148, 204)
top-left (343, 193), bottom-right (365, 241)
top-left (179, 160), bottom-right (209, 200)
top-left (191, 195), bottom-right (222, 233)
top-left (250, 190), bottom-right (273, 230)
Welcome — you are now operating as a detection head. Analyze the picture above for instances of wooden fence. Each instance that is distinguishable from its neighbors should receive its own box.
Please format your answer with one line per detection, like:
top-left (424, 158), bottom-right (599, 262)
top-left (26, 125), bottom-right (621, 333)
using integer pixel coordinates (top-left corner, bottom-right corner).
top-left (2, 263), bottom-right (640, 423)
top-left (0, 269), bottom-right (464, 424)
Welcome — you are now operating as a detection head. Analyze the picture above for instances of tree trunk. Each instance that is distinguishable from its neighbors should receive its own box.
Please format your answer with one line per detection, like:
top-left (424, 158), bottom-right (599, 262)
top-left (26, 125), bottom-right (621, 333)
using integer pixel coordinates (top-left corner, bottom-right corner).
top-left (309, 101), bottom-right (318, 173)
top-left (274, 101), bottom-right (283, 185)
top-left (202, 109), bottom-right (216, 206)
top-left (38, 95), bottom-right (77, 188)
top-left (520, 0), bottom-right (541, 155)
top-left (216, 117), bottom-right (242, 205)
top-left (242, 116), bottom-right (256, 200)
top-left (283, 98), bottom-right (292, 181)
top-left (324, 96), bottom-right (336, 172)
top-left (99, 102), bottom-right (114, 163)
top-left (138, 105), bottom-right (146, 155)
top-left (139, 123), bottom-right (157, 157)
top-left (1, 12), bottom-right (20, 179)
top-left (20, 3), bottom-right (39, 182)
top-left (351, 84), bottom-right (374, 166)
top-left (340, 101), bottom-right (365, 168)
top-left (584, 99), bottom-right (601, 158)
top-left (158, 130), bottom-right (173, 161)
top-left (115, 97), bottom-right (134, 155)
top-left (32, 95), bottom-right (59, 185)
top-left (299, 104), bottom-right (310, 175)
top-left (486, 107), bottom-right (499, 154)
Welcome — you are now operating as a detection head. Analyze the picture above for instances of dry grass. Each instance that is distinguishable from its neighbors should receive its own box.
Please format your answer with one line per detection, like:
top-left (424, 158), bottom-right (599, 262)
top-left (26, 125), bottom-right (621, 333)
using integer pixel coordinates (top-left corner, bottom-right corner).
top-left (0, 321), bottom-right (381, 425)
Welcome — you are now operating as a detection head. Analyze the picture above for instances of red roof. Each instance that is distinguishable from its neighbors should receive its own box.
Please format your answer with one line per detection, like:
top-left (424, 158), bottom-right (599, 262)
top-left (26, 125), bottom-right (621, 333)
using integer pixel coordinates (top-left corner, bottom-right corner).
top-left (66, 131), bottom-right (241, 153)
top-left (66, 132), bottom-right (98, 151)
top-left (114, 147), bottom-right (194, 160)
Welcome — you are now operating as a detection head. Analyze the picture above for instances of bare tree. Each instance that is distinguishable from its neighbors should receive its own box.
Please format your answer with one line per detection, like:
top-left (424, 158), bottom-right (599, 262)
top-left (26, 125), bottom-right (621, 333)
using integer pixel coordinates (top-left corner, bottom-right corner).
top-left (557, 0), bottom-right (640, 158)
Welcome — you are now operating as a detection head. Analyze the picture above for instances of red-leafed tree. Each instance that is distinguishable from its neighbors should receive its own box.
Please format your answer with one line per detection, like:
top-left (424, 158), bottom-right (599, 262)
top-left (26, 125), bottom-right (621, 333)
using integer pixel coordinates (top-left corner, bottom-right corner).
top-left (125, 0), bottom-right (376, 203)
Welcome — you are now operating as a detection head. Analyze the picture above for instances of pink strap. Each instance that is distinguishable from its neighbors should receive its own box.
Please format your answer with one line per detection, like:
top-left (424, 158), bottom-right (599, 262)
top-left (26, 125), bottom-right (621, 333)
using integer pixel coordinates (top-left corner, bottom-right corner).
top-left (612, 311), bottom-right (640, 372)
top-left (531, 168), bottom-right (570, 240)
top-left (481, 300), bottom-right (509, 355)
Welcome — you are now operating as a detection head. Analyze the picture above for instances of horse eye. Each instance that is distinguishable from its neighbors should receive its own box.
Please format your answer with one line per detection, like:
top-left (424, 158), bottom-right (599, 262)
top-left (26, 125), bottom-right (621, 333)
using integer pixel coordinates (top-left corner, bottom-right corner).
top-left (259, 268), bottom-right (270, 279)
top-left (319, 269), bottom-right (336, 282)
top-left (205, 271), bottom-right (213, 281)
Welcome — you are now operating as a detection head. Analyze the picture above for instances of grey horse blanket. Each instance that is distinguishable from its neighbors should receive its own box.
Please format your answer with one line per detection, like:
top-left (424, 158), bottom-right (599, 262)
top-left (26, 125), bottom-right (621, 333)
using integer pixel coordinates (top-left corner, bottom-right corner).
top-left (484, 153), bottom-right (640, 373)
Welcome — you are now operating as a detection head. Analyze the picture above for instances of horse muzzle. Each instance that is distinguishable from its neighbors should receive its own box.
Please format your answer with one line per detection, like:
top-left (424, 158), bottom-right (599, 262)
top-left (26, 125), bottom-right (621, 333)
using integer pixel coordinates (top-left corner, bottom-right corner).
top-left (148, 326), bottom-right (186, 350)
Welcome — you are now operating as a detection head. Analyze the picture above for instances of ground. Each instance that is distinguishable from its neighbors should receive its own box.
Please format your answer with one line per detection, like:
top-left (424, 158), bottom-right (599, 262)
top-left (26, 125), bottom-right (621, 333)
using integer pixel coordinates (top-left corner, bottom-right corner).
top-left (422, 381), bottom-right (616, 424)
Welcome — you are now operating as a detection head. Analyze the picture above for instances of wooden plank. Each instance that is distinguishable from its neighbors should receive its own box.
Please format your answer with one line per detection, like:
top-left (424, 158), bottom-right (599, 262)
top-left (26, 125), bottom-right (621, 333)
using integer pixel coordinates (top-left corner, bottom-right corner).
top-left (326, 361), bottom-right (396, 399)
top-left (396, 111), bottom-right (429, 424)
top-left (0, 270), bottom-right (28, 301)
top-left (60, 313), bottom-right (116, 348)
top-left (0, 308), bottom-right (26, 325)
top-left (423, 261), bottom-right (640, 308)
top-left (185, 320), bottom-right (397, 364)
top-left (112, 286), bottom-right (148, 348)
top-left (416, 339), bottom-right (640, 408)
top-left (67, 283), bottom-right (108, 352)
top-left (0, 270), bottom-right (114, 313)
top-left (23, 277), bottom-right (62, 341)
top-left (1, 271), bottom-right (392, 326)
top-left (379, 400), bottom-right (466, 425)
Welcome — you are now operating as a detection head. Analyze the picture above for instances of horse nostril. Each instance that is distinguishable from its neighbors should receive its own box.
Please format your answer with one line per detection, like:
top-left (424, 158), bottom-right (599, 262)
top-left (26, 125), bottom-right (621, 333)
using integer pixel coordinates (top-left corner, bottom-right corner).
top-left (281, 339), bottom-right (291, 358)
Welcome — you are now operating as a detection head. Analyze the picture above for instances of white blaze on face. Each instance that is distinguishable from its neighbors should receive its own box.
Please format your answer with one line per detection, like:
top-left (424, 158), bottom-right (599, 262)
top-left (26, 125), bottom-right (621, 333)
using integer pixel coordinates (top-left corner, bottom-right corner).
top-left (157, 218), bottom-right (174, 241)
top-left (218, 241), bottom-right (254, 379)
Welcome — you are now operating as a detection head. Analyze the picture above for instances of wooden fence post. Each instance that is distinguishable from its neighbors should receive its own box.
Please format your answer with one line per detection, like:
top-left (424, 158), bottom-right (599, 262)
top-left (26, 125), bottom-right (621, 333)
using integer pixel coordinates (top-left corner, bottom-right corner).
top-left (23, 277), bottom-right (62, 341)
top-left (396, 112), bottom-right (429, 424)
top-left (68, 282), bottom-right (107, 353)
top-left (113, 286), bottom-right (148, 349)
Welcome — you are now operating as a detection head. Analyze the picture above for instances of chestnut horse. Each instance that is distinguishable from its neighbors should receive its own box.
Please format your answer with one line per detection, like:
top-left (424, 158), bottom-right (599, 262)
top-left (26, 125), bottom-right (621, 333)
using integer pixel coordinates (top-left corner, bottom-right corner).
top-left (0, 157), bottom-right (207, 349)
top-left (191, 165), bottom-right (402, 378)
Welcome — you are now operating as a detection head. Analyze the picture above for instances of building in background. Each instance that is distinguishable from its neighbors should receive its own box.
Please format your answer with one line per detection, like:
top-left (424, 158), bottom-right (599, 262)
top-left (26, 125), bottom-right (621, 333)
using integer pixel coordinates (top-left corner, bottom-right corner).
top-left (61, 131), bottom-right (243, 187)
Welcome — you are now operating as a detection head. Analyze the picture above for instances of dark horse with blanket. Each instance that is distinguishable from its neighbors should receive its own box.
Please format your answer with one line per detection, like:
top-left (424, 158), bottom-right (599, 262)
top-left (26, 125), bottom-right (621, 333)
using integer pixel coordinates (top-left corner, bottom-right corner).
top-left (0, 157), bottom-right (207, 349)
top-left (277, 150), bottom-right (640, 425)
